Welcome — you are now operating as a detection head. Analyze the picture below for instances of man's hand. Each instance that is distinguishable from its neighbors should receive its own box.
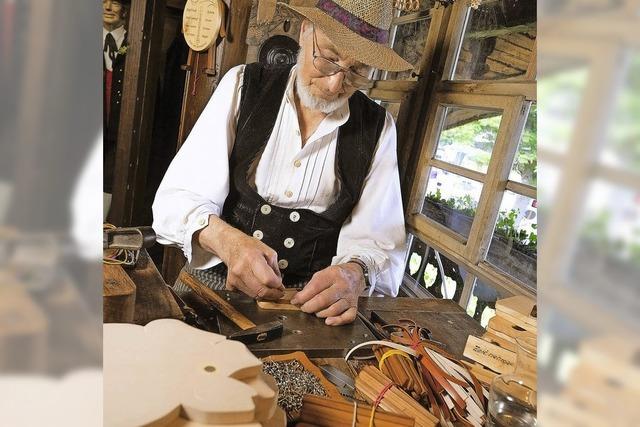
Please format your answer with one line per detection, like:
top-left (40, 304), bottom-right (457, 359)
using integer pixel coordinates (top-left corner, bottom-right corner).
top-left (290, 263), bottom-right (366, 326)
top-left (197, 216), bottom-right (285, 301)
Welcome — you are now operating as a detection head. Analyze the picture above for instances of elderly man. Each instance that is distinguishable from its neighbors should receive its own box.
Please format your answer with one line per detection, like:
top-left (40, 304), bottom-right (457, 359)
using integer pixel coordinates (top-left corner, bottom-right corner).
top-left (153, 0), bottom-right (412, 325)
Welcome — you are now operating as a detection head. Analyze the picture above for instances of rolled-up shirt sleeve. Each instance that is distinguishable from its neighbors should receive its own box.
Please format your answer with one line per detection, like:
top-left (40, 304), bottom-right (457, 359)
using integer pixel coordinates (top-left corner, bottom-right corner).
top-left (152, 65), bottom-right (245, 269)
top-left (332, 111), bottom-right (407, 297)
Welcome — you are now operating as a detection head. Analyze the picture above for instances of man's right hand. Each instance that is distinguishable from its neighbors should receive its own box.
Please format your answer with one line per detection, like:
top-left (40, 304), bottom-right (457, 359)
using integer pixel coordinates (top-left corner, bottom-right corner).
top-left (196, 215), bottom-right (285, 301)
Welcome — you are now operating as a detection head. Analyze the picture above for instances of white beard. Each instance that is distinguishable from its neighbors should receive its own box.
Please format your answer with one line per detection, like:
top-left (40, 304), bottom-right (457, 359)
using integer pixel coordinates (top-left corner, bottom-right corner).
top-left (294, 48), bottom-right (349, 114)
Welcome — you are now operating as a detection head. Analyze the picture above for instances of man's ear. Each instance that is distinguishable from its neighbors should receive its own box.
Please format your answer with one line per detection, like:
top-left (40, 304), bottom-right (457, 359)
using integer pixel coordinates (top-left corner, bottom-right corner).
top-left (299, 19), bottom-right (312, 38)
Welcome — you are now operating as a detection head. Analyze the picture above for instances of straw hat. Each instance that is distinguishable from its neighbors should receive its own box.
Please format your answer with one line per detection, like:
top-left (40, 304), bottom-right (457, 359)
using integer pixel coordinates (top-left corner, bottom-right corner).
top-left (280, 0), bottom-right (413, 71)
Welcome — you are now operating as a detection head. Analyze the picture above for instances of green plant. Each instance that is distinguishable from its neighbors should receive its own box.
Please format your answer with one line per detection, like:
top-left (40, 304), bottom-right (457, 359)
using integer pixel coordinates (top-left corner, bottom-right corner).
top-left (426, 192), bottom-right (538, 256)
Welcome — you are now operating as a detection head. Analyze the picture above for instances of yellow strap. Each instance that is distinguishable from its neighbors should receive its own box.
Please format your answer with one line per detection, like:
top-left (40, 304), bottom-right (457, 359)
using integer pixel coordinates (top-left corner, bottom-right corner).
top-left (368, 404), bottom-right (376, 427)
top-left (378, 349), bottom-right (412, 372)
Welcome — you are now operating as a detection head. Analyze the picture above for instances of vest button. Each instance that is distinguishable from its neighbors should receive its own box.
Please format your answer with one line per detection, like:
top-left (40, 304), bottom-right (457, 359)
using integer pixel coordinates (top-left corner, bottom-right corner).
top-left (252, 230), bottom-right (263, 240)
top-left (289, 211), bottom-right (300, 222)
top-left (260, 204), bottom-right (272, 215)
top-left (284, 238), bottom-right (295, 248)
top-left (278, 259), bottom-right (288, 270)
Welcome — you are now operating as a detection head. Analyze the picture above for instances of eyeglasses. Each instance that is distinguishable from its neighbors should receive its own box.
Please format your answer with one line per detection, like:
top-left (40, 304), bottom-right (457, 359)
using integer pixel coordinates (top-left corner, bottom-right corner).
top-left (311, 27), bottom-right (373, 89)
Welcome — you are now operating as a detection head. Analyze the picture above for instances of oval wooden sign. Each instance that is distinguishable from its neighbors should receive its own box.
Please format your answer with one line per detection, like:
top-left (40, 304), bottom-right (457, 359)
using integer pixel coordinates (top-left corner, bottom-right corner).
top-left (183, 0), bottom-right (222, 52)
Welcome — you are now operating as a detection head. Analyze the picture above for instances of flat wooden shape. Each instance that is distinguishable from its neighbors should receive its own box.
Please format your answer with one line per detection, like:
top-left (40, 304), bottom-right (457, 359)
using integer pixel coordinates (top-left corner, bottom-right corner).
top-left (104, 319), bottom-right (265, 426)
top-left (183, 0), bottom-right (222, 52)
top-left (481, 331), bottom-right (516, 352)
top-left (245, 373), bottom-right (279, 422)
top-left (495, 296), bottom-right (537, 327)
top-left (257, 289), bottom-right (300, 311)
top-left (463, 335), bottom-right (516, 374)
top-left (487, 315), bottom-right (536, 339)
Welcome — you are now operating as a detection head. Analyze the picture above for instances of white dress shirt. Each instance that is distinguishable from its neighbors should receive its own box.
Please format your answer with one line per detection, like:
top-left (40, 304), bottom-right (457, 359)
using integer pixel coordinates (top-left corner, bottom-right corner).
top-left (103, 25), bottom-right (126, 71)
top-left (152, 64), bottom-right (407, 296)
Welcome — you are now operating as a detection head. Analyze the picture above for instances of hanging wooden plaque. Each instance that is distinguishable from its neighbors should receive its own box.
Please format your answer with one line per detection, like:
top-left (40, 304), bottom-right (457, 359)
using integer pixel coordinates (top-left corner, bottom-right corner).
top-left (183, 0), bottom-right (222, 52)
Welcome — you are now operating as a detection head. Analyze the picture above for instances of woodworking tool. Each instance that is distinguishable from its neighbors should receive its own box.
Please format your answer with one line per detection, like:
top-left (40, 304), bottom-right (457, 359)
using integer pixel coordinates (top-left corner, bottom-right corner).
top-left (178, 270), bottom-right (283, 344)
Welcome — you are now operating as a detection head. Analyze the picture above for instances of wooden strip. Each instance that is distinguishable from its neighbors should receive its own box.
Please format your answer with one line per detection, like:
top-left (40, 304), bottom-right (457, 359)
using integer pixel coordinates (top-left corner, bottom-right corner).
top-left (256, 289), bottom-right (300, 311)
top-left (437, 81), bottom-right (536, 101)
top-left (495, 296), bottom-right (537, 326)
top-left (488, 315), bottom-right (536, 338)
top-left (429, 158), bottom-right (486, 184)
top-left (463, 336), bottom-right (516, 374)
top-left (505, 180), bottom-right (537, 199)
top-left (482, 331), bottom-right (516, 352)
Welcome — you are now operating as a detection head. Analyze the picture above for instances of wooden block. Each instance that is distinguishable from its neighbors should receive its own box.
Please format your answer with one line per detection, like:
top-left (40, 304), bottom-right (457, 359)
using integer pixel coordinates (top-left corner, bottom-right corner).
top-left (481, 331), bottom-right (516, 352)
top-left (463, 335), bottom-right (516, 374)
top-left (103, 264), bottom-right (136, 323)
top-left (460, 360), bottom-right (498, 386)
top-left (488, 315), bottom-right (536, 340)
top-left (495, 296), bottom-right (537, 328)
top-left (104, 319), bottom-right (269, 426)
top-left (257, 289), bottom-right (300, 311)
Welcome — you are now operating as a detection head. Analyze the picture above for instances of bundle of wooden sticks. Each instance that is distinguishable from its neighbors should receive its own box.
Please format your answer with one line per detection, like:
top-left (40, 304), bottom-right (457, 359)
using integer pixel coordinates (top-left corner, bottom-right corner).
top-left (373, 345), bottom-right (427, 399)
top-left (356, 366), bottom-right (439, 427)
top-left (298, 395), bottom-right (415, 427)
top-left (359, 339), bottom-right (488, 426)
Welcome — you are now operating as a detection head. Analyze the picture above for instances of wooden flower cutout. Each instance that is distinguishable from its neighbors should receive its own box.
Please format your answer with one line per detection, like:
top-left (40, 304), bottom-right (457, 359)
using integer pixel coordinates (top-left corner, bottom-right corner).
top-left (104, 319), bottom-right (281, 426)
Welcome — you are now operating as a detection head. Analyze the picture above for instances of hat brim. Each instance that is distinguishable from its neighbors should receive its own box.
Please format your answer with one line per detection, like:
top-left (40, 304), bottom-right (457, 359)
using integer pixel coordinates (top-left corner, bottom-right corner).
top-left (280, 3), bottom-right (414, 72)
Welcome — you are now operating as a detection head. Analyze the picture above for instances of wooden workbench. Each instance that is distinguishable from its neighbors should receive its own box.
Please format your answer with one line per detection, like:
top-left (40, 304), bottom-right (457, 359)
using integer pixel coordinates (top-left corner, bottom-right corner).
top-left (109, 254), bottom-right (484, 359)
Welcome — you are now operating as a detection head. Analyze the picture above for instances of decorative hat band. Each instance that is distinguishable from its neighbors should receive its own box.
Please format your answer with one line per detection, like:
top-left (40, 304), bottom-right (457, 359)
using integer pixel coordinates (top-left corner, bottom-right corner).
top-left (316, 0), bottom-right (389, 44)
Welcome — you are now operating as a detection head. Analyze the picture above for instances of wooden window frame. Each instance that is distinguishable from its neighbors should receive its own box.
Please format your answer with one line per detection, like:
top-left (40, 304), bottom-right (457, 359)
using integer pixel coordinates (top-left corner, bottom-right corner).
top-left (400, 1), bottom-right (537, 307)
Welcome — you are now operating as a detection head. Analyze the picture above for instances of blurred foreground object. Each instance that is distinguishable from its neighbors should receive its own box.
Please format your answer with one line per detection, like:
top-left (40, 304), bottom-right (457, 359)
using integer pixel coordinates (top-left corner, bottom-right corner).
top-left (538, 0), bottom-right (640, 425)
top-left (487, 337), bottom-right (537, 427)
top-left (103, 319), bottom-right (284, 426)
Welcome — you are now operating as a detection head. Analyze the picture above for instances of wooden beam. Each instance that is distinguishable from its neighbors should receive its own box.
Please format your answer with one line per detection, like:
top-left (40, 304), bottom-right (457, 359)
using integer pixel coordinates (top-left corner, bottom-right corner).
top-left (429, 158), bottom-right (486, 184)
top-left (506, 180), bottom-right (537, 199)
top-left (466, 23), bottom-right (536, 40)
top-left (396, 3), bottom-right (454, 209)
top-left (109, 0), bottom-right (167, 226)
top-left (464, 97), bottom-right (528, 264)
top-left (437, 80), bottom-right (536, 100)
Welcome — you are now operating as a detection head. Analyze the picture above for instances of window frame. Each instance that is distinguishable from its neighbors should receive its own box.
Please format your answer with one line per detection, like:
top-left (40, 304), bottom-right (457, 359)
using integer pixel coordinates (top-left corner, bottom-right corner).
top-left (399, 1), bottom-right (538, 307)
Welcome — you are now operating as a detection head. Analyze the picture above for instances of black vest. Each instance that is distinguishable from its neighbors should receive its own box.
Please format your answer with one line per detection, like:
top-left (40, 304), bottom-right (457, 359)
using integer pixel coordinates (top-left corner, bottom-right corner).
top-left (221, 63), bottom-right (386, 286)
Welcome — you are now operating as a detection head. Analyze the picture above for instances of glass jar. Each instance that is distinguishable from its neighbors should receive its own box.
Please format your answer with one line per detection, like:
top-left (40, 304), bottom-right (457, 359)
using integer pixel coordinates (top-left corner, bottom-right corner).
top-left (486, 336), bottom-right (537, 426)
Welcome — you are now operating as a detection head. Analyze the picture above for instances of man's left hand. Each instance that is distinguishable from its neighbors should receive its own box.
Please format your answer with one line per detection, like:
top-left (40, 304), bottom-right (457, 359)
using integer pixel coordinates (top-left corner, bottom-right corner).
top-left (290, 263), bottom-right (366, 326)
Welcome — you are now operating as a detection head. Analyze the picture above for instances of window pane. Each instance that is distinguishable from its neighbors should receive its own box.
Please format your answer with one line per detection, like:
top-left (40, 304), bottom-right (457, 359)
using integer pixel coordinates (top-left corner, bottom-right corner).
top-left (602, 52), bottom-right (640, 172)
top-left (453, 0), bottom-right (536, 80)
top-left (466, 278), bottom-right (513, 328)
top-left (422, 167), bottom-right (483, 239)
top-left (538, 59), bottom-right (589, 154)
top-left (486, 191), bottom-right (538, 290)
top-left (435, 106), bottom-right (503, 173)
top-left (509, 103), bottom-right (537, 186)
top-left (405, 234), bottom-right (469, 302)
top-left (569, 180), bottom-right (640, 318)
top-left (387, 18), bottom-right (431, 80)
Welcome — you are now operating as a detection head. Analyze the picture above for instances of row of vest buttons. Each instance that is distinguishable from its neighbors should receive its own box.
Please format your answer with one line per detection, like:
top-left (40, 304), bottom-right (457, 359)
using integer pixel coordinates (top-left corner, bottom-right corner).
top-left (252, 230), bottom-right (295, 249)
top-left (260, 204), bottom-right (300, 222)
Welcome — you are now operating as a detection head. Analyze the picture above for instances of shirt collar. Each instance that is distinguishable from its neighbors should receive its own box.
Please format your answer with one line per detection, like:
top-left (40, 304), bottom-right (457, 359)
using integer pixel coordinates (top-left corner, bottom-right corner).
top-left (103, 25), bottom-right (126, 48)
